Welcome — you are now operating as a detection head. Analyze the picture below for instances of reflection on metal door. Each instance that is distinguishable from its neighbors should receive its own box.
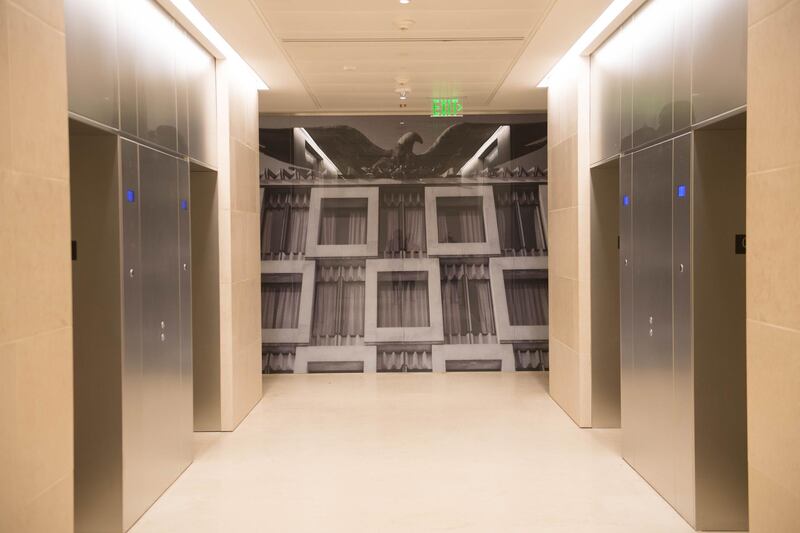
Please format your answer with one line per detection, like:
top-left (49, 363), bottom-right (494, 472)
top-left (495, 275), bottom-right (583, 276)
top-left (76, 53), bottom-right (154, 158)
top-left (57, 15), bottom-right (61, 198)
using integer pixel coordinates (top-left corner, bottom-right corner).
top-left (629, 140), bottom-right (675, 502)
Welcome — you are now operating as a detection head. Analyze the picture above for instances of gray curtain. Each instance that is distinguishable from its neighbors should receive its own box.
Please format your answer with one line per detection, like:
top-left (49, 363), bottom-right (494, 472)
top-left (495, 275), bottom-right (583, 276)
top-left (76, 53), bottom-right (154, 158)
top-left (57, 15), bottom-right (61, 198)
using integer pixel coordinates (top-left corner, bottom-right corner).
top-left (441, 263), bottom-right (496, 344)
top-left (504, 272), bottom-right (548, 326)
top-left (495, 202), bottom-right (520, 253)
top-left (318, 202), bottom-right (367, 245)
top-left (261, 188), bottom-right (309, 259)
top-left (311, 264), bottom-right (366, 345)
top-left (436, 199), bottom-right (485, 243)
top-left (378, 346), bottom-right (432, 372)
top-left (377, 273), bottom-right (430, 328)
top-left (380, 190), bottom-right (426, 257)
top-left (381, 203), bottom-right (402, 256)
top-left (285, 191), bottom-right (309, 257)
top-left (262, 281), bottom-right (301, 329)
top-left (340, 282), bottom-right (365, 337)
top-left (494, 187), bottom-right (547, 256)
top-left (515, 344), bottom-right (549, 371)
top-left (470, 280), bottom-right (495, 335)
top-left (263, 348), bottom-right (295, 374)
top-left (405, 204), bottom-right (425, 253)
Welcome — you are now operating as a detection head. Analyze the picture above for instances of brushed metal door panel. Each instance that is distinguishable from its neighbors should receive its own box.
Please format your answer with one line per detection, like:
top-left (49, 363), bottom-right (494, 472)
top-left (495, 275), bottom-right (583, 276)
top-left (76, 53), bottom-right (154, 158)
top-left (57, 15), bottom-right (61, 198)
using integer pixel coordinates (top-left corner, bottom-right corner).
top-left (178, 161), bottom-right (193, 464)
top-left (672, 133), bottom-right (695, 522)
top-left (117, 0), bottom-right (139, 137)
top-left (183, 31), bottom-right (218, 167)
top-left (631, 140), bottom-right (675, 503)
top-left (619, 154), bottom-right (635, 460)
top-left (123, 144), bottom-right (185, 529)
top-left (64, 0), bottom-right (119, 128)
top-left (672, 0), bottom-right (692, 131)
top-left (631, 0), bottom-right (675, 148)
top-left (134, 1), bottom-right (179, 152)
top-left (176, 32), bottom-right (189, 157)
top-left (590, 30), bottom-right (623, 164)
top-left (120, 139), bottom-right (146, 529)
top-left (619, 21), bottom-right (634, 153)
top-left (691, 0), bottom-right (747, 124)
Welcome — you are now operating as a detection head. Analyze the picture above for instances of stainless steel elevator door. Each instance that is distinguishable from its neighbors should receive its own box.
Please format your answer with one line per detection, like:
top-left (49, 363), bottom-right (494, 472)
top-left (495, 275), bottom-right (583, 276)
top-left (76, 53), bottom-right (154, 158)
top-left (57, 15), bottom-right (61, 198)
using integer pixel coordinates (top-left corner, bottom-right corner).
top-left (177, 162), bottom-right (193, 464)
top-left (619, 154), bottom-right (635, 459)
top-left (630, 140), bottom-right (675, 503)
top-left (120, 139), bottom-right (146, 530)
top-left (672, 133), bottom-right (695, 521)
top-left (123, 145), bottom-right (186, 529)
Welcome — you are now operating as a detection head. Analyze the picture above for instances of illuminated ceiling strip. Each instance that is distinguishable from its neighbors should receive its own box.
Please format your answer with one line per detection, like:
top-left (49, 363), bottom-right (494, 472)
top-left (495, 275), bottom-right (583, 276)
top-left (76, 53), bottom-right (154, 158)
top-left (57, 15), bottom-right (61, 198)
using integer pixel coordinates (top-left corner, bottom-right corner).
top-left (169, 0), bottom-right (269, 90)
top-left (537, 0), bottom-right (634, 88)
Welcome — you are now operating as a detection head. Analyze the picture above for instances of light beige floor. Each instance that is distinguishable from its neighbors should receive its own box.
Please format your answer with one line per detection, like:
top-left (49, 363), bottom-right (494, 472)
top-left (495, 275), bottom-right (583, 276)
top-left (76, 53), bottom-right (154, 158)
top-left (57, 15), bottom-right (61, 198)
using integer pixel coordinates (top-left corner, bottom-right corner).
top-left (130, 373), bottom-right (695, 533)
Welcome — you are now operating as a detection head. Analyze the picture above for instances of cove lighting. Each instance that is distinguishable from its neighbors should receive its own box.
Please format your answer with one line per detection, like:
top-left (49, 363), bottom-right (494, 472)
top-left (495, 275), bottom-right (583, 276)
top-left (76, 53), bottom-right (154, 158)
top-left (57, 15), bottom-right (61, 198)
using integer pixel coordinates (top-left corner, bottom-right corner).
top-left (537, 0), bottom-right (633, 88)
top-left (168, 0), bottom-right (269, 90)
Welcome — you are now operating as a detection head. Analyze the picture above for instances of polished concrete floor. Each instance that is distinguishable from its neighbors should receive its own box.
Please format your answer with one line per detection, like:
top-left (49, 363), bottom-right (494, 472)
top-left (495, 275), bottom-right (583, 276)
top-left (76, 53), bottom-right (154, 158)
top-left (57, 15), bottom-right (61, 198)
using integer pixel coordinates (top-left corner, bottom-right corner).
top-left (130, 373), bottom-right (695, 533)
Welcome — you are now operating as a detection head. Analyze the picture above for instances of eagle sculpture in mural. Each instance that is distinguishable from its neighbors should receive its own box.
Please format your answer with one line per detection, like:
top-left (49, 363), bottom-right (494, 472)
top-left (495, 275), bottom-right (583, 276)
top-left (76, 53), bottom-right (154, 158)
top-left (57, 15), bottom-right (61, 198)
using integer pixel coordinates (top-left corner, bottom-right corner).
top-left (297, 122), bottom-right (546, 179)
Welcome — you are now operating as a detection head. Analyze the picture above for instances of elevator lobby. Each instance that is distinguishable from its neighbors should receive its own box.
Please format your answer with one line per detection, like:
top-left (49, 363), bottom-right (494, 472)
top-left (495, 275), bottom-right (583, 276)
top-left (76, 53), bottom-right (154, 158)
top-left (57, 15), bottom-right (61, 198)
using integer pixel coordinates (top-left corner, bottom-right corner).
top-left (1, 0), bottom-right (797, 532)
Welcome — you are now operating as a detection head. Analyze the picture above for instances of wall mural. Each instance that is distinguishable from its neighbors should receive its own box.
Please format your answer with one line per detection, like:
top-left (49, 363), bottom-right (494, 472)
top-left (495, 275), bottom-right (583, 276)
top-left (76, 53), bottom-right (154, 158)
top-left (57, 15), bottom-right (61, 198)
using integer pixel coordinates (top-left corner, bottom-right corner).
top-left (259, 114), bottom-right (549, 374)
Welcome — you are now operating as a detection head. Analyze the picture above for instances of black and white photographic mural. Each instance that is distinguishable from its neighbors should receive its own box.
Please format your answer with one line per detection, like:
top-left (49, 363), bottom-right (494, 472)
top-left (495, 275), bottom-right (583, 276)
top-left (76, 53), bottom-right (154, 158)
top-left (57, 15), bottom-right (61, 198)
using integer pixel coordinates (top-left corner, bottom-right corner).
top-left (259, 114), bottom-right (549, 374)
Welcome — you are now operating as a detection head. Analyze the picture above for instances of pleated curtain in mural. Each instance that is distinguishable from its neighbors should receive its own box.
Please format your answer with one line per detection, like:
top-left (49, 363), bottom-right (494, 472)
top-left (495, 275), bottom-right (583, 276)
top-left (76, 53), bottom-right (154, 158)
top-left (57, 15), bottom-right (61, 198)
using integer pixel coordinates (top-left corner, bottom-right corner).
top-left (494, 186), bottom-right (548, 256)
top-left (440, 262), bottom-right (496, 344)
top-left (376, 272), bottom-right (430, 328)
top-left (378, 345), bottom-right (433, 372)
top-left (503, 271), bottom-right (548, 326)
top-left (380, 190), bottom-right (426, 257)
top-left (311, 264), bottom-right (366, 345)
top-left (436, 198), bottom-right (485, 243)
top-left (261, 188), bottom-right (309, 260)
top-left (261, 276), bottom-right (302, 329)
top-left (318, 199), bottom-right (367, 245)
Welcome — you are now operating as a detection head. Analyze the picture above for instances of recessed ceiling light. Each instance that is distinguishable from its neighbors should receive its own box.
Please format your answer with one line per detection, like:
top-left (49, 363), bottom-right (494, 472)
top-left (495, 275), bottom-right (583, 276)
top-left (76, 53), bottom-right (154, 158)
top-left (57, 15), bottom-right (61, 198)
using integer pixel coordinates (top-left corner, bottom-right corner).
top-left (537, 0), bottom-right (633, 88)
top-left (400, 0), bottom-right (411, 4)
top-left (168, 0), bottom-right (269, 90)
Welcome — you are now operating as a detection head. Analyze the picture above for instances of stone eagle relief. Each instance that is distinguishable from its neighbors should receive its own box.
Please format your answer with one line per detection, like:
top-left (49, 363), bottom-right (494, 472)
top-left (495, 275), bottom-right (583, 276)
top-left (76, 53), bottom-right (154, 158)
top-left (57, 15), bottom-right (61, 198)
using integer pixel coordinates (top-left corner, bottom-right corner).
top-left (260, 121), bottom-right (548, 182)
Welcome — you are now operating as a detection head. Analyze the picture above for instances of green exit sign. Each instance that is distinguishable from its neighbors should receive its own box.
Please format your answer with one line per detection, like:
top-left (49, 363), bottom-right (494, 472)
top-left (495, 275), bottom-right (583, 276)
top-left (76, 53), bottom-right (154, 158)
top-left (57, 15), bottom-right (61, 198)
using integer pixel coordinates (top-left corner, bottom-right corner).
top-left (431, 98), bottom-right (463, 117)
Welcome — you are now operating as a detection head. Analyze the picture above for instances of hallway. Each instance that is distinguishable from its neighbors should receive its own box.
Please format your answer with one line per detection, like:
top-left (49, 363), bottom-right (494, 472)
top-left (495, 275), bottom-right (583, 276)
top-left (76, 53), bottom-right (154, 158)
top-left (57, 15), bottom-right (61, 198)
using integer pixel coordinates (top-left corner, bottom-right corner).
top-left (130, 374), bottom-right (694, 533)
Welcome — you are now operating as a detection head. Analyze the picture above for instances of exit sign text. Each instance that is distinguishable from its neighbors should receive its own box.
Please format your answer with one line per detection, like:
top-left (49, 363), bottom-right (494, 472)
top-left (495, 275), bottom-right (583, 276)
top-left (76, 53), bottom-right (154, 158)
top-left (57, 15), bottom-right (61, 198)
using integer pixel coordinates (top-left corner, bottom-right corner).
top-left (431, 98), bottom-right (463, 117)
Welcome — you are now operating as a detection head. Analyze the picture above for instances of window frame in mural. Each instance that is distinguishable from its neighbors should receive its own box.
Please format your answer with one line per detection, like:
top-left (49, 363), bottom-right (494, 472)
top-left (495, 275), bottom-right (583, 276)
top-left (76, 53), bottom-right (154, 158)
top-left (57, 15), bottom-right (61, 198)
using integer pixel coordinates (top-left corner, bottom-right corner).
top-left (317, 197), bottom-right (369, 245)
top-left (489, 256), bottom-right (549, 342)
top-left (425, 186), bottom-right (501, 257)
top-left (494, 184), bottom-right (549, 257)
top-left (260, 261), bottom-right (315, 345)
top-left (305, 187), bottom-right (379, 258)
top-left (364, 258), bottom-right (444, 344)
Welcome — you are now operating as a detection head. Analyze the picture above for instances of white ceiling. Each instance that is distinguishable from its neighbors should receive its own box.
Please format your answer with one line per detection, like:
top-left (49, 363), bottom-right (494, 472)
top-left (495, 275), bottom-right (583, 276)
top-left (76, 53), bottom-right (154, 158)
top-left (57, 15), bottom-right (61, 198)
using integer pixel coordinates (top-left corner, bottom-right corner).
top-left (191, 0), bottom-right (614, 115)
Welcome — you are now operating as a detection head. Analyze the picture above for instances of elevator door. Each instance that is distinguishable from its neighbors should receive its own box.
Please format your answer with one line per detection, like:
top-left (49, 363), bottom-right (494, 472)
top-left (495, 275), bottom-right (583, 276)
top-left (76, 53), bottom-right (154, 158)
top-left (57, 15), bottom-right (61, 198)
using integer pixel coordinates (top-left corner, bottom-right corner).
top-left (619, 154), bottom-right (634, 459)
top-left (122, 142), bottom-right (191, 529)
top-left (630, 140), bottom-right (675, 503)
